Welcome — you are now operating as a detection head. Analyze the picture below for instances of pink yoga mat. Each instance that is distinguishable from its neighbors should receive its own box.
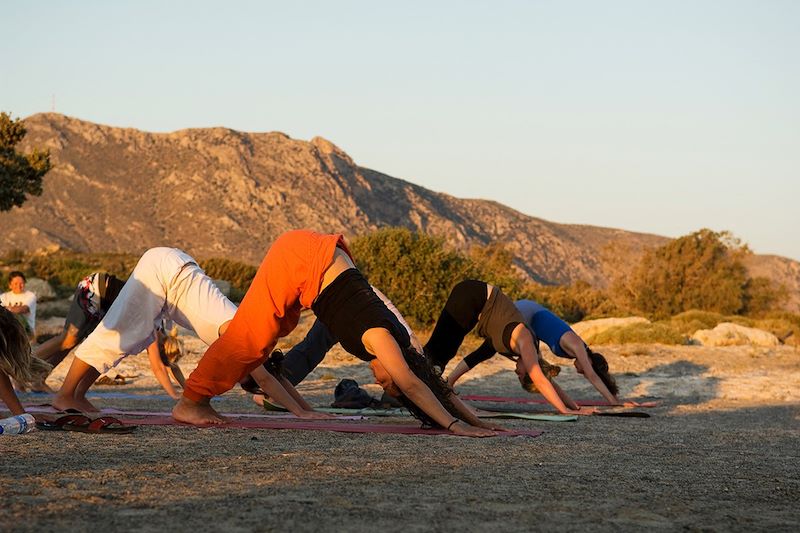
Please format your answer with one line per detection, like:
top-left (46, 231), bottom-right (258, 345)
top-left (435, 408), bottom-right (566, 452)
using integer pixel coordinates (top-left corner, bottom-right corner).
top-left (120, 416), bottom-right (545, 438)
top-left (23, 404), bottom-right (363, 421)
top-left (460, 395), bottom-right (658, 408)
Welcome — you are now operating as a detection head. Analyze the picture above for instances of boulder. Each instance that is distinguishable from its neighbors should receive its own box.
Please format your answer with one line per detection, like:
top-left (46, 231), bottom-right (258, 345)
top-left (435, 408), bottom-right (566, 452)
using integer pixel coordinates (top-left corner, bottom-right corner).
top-left (691, 322), bottom-right (779, 347)
top-left (25, 277), bottom-right (57, 301)
top-left (572, 317), bottom-right (650, 340)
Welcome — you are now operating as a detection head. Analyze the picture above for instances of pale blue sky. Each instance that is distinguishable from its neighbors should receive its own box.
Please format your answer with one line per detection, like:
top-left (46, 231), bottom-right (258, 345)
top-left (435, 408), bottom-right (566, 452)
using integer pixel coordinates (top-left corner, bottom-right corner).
top-left (3, 1), bottom-right (798, 259)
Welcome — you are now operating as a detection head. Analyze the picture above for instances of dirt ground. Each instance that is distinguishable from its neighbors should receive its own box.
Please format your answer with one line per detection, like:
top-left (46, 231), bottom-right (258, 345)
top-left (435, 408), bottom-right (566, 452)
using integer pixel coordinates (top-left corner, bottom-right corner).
top-left (2, 313), bottom-right (799, 532)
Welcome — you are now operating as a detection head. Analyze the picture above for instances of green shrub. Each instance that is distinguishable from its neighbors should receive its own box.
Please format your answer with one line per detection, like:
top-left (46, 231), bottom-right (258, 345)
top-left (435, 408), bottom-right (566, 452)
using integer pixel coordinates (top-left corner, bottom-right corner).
top-left (587, 322), bottom-right (687, 345)
top-left (198, 257), bottom-right (257, 292)
top-left (527, 281), bottom-right (626, 323)
top-left (753, 313), bottom-right (800, 346)
top-left (351, 228), bottom-right (478, 326)
top-left (667, 310), bottom-right (726, 335)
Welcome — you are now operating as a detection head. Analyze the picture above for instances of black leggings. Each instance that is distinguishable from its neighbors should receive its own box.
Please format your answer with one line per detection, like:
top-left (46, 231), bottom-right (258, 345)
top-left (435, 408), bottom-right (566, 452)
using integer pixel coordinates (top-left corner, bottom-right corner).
top-left (424, 280), bottom-right (488, 367)
top-left (425, 280), bottom-right (529, 368)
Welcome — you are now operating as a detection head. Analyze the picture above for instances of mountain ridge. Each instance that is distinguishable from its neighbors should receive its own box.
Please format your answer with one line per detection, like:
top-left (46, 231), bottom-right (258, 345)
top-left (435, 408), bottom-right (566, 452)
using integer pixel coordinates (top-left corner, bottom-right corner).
top-left (3, 113), bottom-right (797, 311)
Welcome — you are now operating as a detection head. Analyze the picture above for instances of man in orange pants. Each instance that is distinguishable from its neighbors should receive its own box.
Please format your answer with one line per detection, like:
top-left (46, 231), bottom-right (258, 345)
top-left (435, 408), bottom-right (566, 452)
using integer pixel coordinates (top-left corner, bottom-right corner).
top-left (174, 229), bottom-right (346, 425)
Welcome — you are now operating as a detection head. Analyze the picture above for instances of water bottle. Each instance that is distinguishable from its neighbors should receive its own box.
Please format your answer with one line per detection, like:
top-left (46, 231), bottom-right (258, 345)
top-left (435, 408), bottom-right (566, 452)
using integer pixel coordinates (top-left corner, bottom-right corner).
top-left (0, 413), bottom-right (36, 435)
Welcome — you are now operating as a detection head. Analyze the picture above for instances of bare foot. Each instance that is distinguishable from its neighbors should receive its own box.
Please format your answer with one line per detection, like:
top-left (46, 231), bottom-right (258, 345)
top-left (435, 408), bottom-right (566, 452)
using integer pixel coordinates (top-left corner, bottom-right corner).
top-left (172, 397), bottom-right (226, 425)
top-left (252, 394), bottom-right (265, 407)
top-left (52, 394), bottom-right (100, 413)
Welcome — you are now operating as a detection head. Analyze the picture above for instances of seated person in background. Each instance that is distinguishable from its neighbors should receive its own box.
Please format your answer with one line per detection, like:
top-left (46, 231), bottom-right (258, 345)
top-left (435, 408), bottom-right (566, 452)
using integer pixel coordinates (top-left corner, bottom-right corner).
top-left (1, 271), bottom-right (37, 338)
top-left (0, 307), bottom-right (51, 416)
top-left (52, 248), bottom-right (316, 416)
top-left (424, 280), bottom-right (595, 416)
top-left (447, 300), bottom-right (637, 406)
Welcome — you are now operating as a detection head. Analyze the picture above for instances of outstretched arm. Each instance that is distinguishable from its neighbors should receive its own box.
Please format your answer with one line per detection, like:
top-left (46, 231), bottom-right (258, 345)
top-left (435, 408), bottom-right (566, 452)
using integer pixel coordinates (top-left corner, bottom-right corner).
top-left (512, 325), bottom-right (595, 415)
top-left (168, 362), bottom-right (187, 389)
top-left (447, 391), bottom-right (506, 431)
top-left (365, 328), bottom-right (495, 437)
top-left (561, 332), bottom-right (626, 405)
top-left (0, 372), bottom-right (25, 415)
top-left (249, 365), bottom-right (333, 419)
top-left (549, 379), bottom-right (579, 410)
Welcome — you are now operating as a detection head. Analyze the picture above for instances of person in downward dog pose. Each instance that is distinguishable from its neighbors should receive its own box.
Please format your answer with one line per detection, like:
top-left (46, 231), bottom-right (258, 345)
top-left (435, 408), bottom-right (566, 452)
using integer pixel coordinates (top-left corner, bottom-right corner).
top-left (52, 248), bottom-right (317, 418)
top-left (174, 230), bottom-right (496, 437)
top-left (31, 272), bottom-right (191, 398)
top-left (424, 280), bottom-right (595, 416)
top-left (240, 286), bottom-right (423, 407)
top-left (0, 307), bottom-right (51, 416)
top-left (445, 300), bottom-right (636, 406)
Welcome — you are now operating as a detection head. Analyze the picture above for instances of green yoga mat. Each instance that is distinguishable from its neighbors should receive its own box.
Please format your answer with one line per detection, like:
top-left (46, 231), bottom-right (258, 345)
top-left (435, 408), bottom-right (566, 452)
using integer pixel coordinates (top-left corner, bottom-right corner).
top-left (319, 407), bottom-right (577, 422)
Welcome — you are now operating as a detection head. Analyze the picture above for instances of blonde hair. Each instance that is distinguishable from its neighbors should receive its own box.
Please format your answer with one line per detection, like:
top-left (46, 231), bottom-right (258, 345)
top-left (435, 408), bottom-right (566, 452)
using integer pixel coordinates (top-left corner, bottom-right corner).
top-left (158, 325), bottom-right (186, 365)
top-left (0, 307), bottom-right (51, 384)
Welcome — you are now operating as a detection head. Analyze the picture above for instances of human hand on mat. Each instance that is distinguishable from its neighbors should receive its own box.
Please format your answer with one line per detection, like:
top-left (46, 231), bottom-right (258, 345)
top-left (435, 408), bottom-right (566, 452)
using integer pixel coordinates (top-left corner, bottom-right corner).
top-left (564, 407), bottom-right (598, 416)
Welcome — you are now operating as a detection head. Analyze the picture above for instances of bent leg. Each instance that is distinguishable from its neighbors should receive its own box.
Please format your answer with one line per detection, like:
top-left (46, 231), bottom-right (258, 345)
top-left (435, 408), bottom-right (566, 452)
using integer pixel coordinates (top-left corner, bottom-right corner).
top-left (52, 357), bottom-right (101, 412)
top-left (424, 280), bottom-right (488, 368)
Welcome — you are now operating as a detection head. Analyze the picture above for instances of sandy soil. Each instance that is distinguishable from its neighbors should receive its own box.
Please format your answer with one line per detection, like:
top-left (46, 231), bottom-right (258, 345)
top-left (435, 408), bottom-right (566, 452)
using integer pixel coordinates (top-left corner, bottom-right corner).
top-left (2, 312), bottom-right (799, 532)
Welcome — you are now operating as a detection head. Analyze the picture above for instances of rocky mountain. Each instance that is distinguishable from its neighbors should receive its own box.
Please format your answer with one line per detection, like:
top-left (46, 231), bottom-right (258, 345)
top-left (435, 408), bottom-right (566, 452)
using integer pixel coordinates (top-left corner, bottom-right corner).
top-left (2, 113), bottom-right (798, 311)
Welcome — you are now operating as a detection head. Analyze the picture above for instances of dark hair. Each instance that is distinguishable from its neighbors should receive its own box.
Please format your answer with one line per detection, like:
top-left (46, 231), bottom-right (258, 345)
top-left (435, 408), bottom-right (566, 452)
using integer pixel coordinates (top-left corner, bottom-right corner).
top-left (519, 357), bottom-right (561, 393)
top-left (394, 346), bottom-right (461, 428)
top-left (587, 348), bottom-right (618, 396)
top-left (8, 271), bottom-right (26, 283)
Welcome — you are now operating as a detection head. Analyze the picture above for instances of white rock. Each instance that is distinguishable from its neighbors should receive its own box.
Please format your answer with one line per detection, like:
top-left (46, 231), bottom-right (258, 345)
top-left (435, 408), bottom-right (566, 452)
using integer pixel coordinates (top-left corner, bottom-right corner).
top-left (25, 277), bottom-right (57, 301)
top-left (691, 322), bottom-right (779, 347)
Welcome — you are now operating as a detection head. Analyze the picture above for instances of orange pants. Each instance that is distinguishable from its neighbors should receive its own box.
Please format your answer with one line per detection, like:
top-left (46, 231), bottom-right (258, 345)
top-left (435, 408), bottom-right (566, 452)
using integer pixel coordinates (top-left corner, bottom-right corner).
top-left (183, 230), bottom-right (350, 402)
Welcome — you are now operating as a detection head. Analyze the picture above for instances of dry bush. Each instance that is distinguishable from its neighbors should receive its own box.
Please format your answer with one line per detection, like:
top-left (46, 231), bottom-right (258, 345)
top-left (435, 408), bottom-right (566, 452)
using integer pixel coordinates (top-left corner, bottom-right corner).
top-left (587, 322), bottom-right (687, 345)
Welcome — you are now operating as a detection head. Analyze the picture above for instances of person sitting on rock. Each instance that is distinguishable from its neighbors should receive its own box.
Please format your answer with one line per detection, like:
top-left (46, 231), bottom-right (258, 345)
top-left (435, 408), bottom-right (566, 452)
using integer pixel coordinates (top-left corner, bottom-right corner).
top-left (424, 280), bottom-right (596, 416)
top-left (174, 229), bottom-right (497, 437)
top-left (52, 248), bottom-right (320, 419)
top-left (446, 299), bottom-right (638, 406)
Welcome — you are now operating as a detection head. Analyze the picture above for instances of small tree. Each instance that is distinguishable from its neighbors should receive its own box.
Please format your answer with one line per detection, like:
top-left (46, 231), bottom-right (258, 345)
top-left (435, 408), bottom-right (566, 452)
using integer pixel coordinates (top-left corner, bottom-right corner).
top-left (620, 229), bottom-right (751, 318)
top-left (351, 227), bottom-right (477, 325)
top-left (0, 112), bottom-right (51, 211)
